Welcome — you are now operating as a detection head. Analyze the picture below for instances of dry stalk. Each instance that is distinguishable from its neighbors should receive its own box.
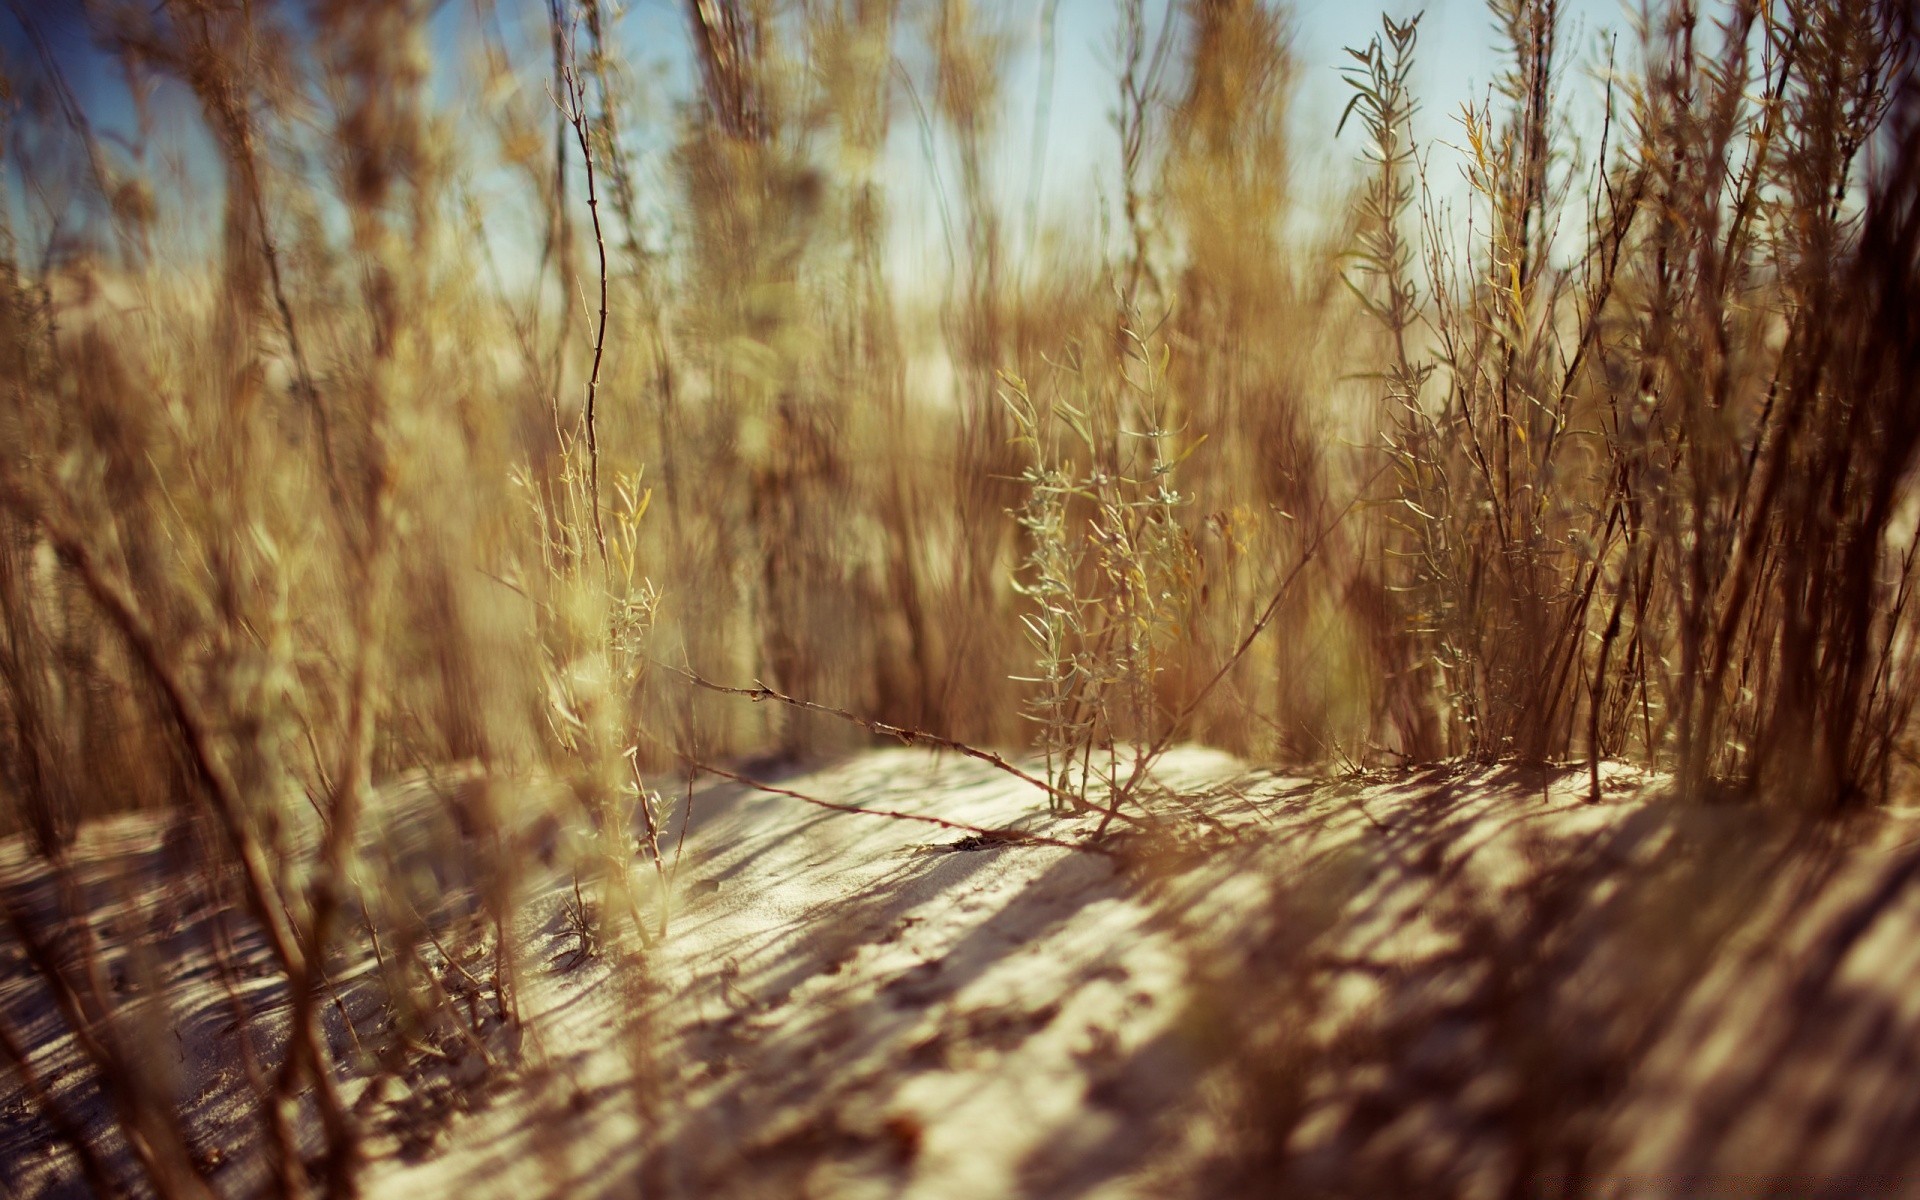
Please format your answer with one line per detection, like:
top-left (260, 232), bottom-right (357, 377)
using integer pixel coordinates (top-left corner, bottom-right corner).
top-left (556, 20), bottom-right (612, 569)
top-left (656, 660), bottom-right (1141, 823)
top-left (645, 735), bottom-right (1106, 854)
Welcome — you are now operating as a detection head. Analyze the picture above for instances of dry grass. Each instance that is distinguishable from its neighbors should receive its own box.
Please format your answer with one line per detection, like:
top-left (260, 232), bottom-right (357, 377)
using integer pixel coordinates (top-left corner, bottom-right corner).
top-left (0, 0), bottom-right (1916, 1195)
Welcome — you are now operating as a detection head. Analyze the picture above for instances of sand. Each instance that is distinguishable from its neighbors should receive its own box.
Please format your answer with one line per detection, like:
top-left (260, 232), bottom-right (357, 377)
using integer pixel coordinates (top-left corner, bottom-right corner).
top-left (6, 748), bottom-right (1920, 1198)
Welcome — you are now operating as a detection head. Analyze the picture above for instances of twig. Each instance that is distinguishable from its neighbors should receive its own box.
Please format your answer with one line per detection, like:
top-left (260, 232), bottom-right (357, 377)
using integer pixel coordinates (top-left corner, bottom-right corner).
top-left (1100, 468), bottom-right (1385, 834)
top-left (624, 748), bottom-right (672, 936)
top-left (669, 762), bottom-right (697, 887)
top-left (1161, 471), bottom-right (1381, 747)
top-left (557, 23), bottom-right (610, 568)
top-left (654, 659), bottom-right (1143, 825)
top-left (637, 730), bottom-right (1104, 853)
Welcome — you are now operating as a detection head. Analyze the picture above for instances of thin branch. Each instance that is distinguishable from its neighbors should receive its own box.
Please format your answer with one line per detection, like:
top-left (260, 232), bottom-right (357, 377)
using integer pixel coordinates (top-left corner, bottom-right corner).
top-left (645, 735), bottom-right (1104, 853)
top-left (1099, 467), bottom-right (1385, 833)
top-left (1153, 468), bottom-right (1382, 759)
top-left (557, 22), bottom-right (611, 568)
top-left (654, 659), bottom-right (1142, 824)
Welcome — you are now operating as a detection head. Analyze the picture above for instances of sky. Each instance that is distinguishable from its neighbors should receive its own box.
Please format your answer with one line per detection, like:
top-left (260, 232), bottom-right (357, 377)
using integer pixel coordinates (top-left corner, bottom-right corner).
top-left (882, 0), bottom-right (1635, 287)
top-left (0, 0), bottom-right (1641, 288)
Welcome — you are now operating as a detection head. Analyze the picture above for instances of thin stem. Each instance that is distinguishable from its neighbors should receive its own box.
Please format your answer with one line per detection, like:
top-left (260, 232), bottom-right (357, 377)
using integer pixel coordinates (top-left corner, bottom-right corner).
top-left (558, 29), bottom-right (611, 568)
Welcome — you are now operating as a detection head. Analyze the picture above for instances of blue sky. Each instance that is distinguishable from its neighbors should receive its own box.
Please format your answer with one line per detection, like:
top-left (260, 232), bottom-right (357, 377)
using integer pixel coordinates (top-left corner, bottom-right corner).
top-left (881, 0), bottom-right (1635, 283)
top-left (3, 0), bottom-right (1639, 283)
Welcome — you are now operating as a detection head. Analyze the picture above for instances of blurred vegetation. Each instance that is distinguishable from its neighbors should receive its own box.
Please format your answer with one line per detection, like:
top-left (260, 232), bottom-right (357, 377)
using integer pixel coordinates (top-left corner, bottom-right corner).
top-left (0, 0), bottom-right (1916, 1194)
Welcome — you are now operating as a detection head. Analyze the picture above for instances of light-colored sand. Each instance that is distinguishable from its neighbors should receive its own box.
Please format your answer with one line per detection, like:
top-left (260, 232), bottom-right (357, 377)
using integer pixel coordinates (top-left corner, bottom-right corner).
top-left (7, 750), bottom-right (1920, 1198)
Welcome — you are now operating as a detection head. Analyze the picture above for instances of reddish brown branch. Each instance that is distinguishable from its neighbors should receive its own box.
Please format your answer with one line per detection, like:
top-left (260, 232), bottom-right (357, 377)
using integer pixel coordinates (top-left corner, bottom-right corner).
top-left (656, 660), bottom-right (1143, 824)
top-left (638, 729), bottom-right (1103, 853)
top-left (555, 17), bottom-right (611, 567)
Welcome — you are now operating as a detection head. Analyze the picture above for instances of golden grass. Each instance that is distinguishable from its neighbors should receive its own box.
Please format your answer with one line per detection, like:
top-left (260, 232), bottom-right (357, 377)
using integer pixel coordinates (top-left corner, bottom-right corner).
top-left (0, 0), bottom-right (1916, 1194)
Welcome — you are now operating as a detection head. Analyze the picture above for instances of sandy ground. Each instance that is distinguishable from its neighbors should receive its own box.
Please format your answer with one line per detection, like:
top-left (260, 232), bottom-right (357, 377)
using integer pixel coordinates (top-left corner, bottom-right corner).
top-left (6, 748), bottom-right (1920, 1198)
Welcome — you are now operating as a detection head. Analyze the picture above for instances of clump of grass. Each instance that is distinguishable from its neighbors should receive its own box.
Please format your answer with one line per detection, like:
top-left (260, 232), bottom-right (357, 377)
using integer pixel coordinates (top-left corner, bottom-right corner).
top-left (1342, 0), bottom-right (1920, 808)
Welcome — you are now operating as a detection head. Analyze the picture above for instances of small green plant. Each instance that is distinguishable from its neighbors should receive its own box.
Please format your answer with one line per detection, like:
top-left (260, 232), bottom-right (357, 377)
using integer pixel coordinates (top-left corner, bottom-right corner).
top-left (1005, 317), bottom-right (1200, 820)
